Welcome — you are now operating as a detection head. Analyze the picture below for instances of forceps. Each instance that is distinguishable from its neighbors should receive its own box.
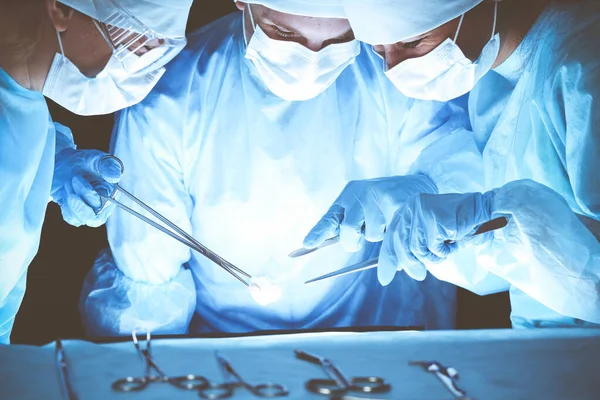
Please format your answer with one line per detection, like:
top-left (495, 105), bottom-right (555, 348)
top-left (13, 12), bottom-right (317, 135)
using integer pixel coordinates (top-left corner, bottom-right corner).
top-left (304, 217), bottom-right (509, 284)
top-left (112, 332), bottom-right (210, 392)
top-left (409, 361), bottom-right (473, 399)
top-left (197, 352), bottom-right (289, 399)
top-left (55, 338), bottom-right (79, 400)
top-left (93, 155), bottom-right (252, 287)
top-left (295, 349), bottom-right (391, 397)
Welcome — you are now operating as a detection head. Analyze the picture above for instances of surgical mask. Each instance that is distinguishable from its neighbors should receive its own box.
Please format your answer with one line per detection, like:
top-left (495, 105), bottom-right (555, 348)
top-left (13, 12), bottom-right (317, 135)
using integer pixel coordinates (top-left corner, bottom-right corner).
top-left (384, 1), bottom-right (500, 102)
top-left (243, 5), bottom-right (361, 101)
top-left (42, 24), bottom-right (165, 116)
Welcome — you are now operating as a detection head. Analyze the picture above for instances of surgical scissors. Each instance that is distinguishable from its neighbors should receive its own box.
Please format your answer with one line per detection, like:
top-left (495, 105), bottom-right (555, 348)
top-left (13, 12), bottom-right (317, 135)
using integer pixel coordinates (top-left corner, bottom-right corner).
top-left (295, 349), bottom-right (391, 397)
top-left (112, 332), bottom-right (210, 392)
top-left (197, 352), bottom-right (289, 399)
top-left (93, 155), bottom-right (252, 287)
top-left (409, 361), bottom-right (473, 399)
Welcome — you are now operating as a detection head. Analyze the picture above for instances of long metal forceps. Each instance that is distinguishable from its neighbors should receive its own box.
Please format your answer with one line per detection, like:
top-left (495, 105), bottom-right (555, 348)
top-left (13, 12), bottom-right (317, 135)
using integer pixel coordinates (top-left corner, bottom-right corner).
top-left (295, 349), bottom-right (391, 397)
top-left (304, 217), bottom-right (509, 284)
top-left (112, 332), bottom-right (209, 392)
top-left (55, 338), bottom-right (79, 400)
top-left (197, 352), bottom-right (289, 399)
top-left (93, 155), bottom-right (252, 287)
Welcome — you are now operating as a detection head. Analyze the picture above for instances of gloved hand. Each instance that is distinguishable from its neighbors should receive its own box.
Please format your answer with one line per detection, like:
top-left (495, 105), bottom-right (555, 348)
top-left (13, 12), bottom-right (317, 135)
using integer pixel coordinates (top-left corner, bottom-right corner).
top-left (378, 191), bottom-right (495, 285)
top-left (51, 149), bottom-right (123, 227)
top-left (303, 175), bottom-right (438, 252)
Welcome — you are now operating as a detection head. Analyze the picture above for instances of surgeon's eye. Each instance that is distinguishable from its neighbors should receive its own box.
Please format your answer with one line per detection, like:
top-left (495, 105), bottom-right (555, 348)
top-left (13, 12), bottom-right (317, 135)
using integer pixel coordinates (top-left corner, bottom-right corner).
top-left (272, 25), bottom-right (295, 38)
top-left (403, 38), bottom-right (423, 49)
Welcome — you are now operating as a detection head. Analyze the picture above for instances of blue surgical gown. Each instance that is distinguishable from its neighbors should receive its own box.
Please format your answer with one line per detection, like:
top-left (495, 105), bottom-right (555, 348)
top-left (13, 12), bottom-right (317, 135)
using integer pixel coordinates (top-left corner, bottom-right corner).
top-left (79, 12), bottom-right (469, 335)
top-left (411, 1), bottom-right (600, 328)
top-left (0, 68), bottom-right (74, 344)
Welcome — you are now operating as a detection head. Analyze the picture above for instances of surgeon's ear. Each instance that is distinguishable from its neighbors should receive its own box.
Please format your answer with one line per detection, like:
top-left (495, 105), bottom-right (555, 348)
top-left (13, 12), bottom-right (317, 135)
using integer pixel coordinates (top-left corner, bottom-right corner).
top-left (235, 1), bottom-right (247, 11)
top-left (45, 0), bottom-right (75, 33)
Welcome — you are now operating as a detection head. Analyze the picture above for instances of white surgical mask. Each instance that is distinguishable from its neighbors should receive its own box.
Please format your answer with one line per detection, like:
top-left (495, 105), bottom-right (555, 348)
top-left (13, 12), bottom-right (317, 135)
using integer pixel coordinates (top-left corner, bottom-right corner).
top-left (243, 5), bottom-right (361, 101)
top-left (42, 26), bottom-right (165, 116)
top-left (384, 1), bottom-right (500, 102)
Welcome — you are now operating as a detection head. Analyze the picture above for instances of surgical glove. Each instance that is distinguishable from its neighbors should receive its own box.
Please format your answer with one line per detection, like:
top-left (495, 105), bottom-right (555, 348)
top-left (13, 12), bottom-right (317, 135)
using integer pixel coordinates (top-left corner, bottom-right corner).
top-left (304, 175), bottom-right (438, 252)
top-left (378, 191), bottom-right (495, 285)
top-left (52, 148), bottom-right (123, 227)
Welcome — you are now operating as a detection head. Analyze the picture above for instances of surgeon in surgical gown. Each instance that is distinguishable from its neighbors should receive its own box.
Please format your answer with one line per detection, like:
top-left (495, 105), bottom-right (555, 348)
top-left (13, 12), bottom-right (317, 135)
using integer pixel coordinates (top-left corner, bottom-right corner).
top-left (79, 0), bottom-right (474, 335)
top-left (321, 0), bottom-right (600, 328)
top-left (0, 0), bottom-right (192, 344)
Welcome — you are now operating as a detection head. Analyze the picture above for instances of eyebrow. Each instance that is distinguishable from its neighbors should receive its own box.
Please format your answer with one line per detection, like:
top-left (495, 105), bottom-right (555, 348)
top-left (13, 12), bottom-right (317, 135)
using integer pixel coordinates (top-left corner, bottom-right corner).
top-left (264, 18), bottom-right (298, 33)
top-left (264, 18), bottom-right (353, 42)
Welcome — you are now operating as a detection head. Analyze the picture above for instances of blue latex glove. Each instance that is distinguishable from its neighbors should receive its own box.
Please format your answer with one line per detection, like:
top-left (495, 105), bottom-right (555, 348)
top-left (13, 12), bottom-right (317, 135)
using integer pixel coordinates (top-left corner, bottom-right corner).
top-left (378, 191), bottom-right (495, 285)
top-left (51, 149), bottom-right (123, 227)
top-left (304, 175), bottom-right (438, 252)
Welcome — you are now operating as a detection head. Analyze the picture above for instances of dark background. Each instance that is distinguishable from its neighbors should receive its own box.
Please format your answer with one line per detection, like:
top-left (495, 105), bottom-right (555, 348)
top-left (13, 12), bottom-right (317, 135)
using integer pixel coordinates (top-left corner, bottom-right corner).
top-left (11, 0), bottom-right (510, 345)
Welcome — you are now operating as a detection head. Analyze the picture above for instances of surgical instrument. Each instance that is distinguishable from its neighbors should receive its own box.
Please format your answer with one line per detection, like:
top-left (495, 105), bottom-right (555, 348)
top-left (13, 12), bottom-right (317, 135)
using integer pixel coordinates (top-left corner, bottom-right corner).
top-left (92, 155), bottom-right (253, 288)
top-left (55, 338), bottom-right (79, 400)
top-left (197, 351), bottom-right (288, 399)
top-left (289, 224), bottom-right (366, 258)
top-left (304, 216), bottom-right (509, 284)
top-left (112, 332), bottom-right (210, 392)
top-left (295, 349), bottom-right (391, 397)
top-left (409, 361), bottom-right (473, 399)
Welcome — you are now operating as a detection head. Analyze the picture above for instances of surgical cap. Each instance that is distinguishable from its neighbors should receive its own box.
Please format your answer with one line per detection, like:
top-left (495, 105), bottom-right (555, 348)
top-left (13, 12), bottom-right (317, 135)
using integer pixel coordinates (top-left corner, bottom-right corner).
top-left (58, 0), bottom-right (192, 38)
top-left (236, 0), bottom-right (346, 18)
top-left (342, 0), bottom-right (483, 44)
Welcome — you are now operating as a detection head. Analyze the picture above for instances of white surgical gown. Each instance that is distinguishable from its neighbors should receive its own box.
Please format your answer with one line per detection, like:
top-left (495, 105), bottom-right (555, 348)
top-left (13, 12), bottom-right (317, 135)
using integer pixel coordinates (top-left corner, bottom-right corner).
top-left (80, 12), bottom-right (469, 335)
top-left (0, 68), bottom-right (74, 344)
top-left (412, 1), bottom-right (600, 328)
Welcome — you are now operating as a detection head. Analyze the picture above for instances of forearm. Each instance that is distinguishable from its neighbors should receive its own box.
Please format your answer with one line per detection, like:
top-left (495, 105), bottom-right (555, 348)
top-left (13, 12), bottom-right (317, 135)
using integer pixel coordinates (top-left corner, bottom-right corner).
top-left (486, 179), bottom-right (600, 323)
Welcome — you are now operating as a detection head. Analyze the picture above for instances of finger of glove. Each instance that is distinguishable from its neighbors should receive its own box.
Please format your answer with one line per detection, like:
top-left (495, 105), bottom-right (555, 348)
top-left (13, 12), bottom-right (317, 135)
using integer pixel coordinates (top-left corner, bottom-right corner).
top-left (56, 195), bottom-right (83, 227)
top-left (378, 232), bottom-right (400, 286)
top-left (87, 201), bottom-right (115, 228)
top-left (363, 209), bottom-right (386, 243)
top-left (72, 175), bottom-right (102, 210)
top-left (339, 202), bottom-right (365, 252)
top-left (303, 204), bottom-right (344, 249)
top-left (408, 223), bottom-right (446, 264)
top-left (96, 155), bottom-right (123, 183)
top-left (66, 180), bottom-right (99, 226)
top-left (394, 219), bottom-right (428, 281)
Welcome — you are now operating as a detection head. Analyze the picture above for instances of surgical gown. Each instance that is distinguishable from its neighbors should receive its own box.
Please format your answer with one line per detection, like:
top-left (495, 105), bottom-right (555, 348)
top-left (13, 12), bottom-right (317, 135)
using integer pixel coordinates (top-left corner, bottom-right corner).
top-left (80, 12), bottom-right (469, 335)
top-left (0, 68), bottom-right (74, 344)
top-left (411, 0), bottom-right (600, 328)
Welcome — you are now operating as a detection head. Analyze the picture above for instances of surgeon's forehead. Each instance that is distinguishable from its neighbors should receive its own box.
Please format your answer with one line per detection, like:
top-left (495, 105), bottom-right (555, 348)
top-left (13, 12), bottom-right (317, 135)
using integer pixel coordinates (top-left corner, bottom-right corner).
top-left (254, 5), bottom-right (351, 37)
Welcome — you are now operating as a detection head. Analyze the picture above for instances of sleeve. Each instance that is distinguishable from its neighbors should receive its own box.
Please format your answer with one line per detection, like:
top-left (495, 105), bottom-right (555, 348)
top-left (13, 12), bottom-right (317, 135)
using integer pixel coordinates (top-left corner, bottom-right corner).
top-left (79, 70), bottom-right (198, 334)
top-left (484, 179), bottom-right (600, 324)
top-left (53, 121), bottom-right (76, 154)
top-left (0, 272), bottom-right (26, 344)
top-left (79, 249), bottom-right (196, 336)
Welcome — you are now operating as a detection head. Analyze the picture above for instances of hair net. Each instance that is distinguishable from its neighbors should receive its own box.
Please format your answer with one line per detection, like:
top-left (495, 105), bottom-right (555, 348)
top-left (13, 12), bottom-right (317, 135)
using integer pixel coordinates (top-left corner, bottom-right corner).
top-left (235, 0), bottom-right (346, 18)
top-left (342, 0), bottom-right (483, 44)
top-left (58, 0), bottom-right (192, 38)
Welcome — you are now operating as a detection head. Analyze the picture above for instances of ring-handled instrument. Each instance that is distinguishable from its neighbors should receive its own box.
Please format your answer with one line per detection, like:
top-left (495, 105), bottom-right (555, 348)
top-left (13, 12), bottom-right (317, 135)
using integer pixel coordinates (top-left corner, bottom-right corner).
top-left (112, 332), bottom-right (209, 392)
top-left (55, 338), bottom-right (79, 400)
top-left (409, 361), bottom-right (474, 399)
top-left (295, 349), bottom-right (391, 397)
top-left (304, 216), bottom-right (509, 284)
top-left (197, 352), bottom-right (288, 399)
top-left (92, 155), bottom-right (252, 288)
